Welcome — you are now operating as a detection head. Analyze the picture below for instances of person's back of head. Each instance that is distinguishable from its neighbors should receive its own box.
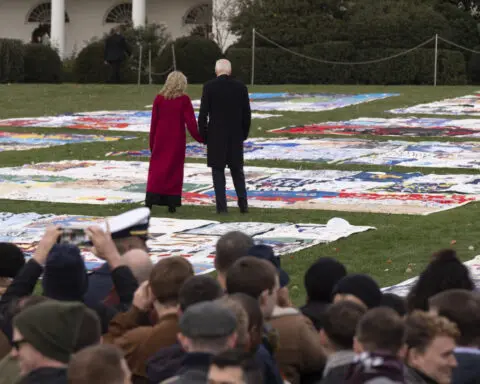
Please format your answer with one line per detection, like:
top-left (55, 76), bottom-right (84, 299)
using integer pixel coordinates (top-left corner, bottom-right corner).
top-left (179, 301), bottom-right (238, 355)
top-left (304, 257), bottom-right (346, 303)
top-left (320, 300), bottom-right (367, 352)
top-left (380, 293), bottom-right (407, 317)
top-left (332, 274), bottom-right (382, 309)
top-left (226, 257), bottom-right (278, 318)
top-left (68, 344), bottom-right (131, 384)
top-left (404, 310), bottom-right (459, 383)
top-left (215, 231), bottom-right (254, 287)
top-left (354, 307), bottom-right (406, 357)
top-left (149, 257), bottom-right (194, 306)
top-left (215, 59), bottom-right (232, 76)
top-left (228, 293), bottom-right (264, 353)
top-left (0, 242), bottom-right (25, 279)
top-left (208, 349), bottom-right (261, 384)
top-left (122, 249), bottom-right (153, 283)
top-left (42, 244), bottom-right (88, 301)
top-left (74, 307), bottom-right (101, 352)
top-left (215, 296), bottom-right (249, 352)
top-left (429, 289), bottom-right (480, 347)
top-left (179, 275), bottom-right (224, 312)
top-left (407, 249), bottom-right (474, 312)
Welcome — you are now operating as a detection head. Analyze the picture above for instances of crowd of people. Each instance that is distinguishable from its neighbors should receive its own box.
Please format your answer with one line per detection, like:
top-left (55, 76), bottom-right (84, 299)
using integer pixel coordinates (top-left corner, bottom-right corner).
top-left (0, 213), bottom-right (478, 384)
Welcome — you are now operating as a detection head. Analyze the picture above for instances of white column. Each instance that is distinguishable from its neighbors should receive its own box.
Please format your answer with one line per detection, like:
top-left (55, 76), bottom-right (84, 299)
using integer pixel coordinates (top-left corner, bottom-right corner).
top-left (50, 0), bottom-right (65, 59)
top-left (132, 0), bottom-right (146, 28)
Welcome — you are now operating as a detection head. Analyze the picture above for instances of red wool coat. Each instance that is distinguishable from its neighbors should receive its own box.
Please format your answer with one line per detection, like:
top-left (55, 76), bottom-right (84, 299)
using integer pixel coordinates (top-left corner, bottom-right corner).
top-left (146, 94), bottom-right (203, 207)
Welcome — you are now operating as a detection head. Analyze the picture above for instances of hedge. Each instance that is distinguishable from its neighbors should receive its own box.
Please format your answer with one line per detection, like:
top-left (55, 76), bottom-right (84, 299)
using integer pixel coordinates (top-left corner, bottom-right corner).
top-left (73, 40), bottom-right (136, 84)
top-left (154, 36), bottom-right (222, 84)
top-left (23, 44), bottom-right (63, 83)
top-left (0, 39), bottom-right (24, 83)
top-left (226, 44), bottom-right (467, 85)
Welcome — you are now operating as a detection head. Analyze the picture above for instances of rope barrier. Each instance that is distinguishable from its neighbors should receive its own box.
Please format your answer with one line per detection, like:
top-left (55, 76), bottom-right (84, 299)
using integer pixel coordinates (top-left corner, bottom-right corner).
top-left (254, 30), bottom-right (435, 65)
top-left (437, 36), bottom-right (480, 54)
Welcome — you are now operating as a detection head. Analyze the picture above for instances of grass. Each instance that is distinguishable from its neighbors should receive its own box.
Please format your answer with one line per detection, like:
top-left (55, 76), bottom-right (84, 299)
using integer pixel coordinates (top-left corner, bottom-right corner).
top-left (0, 83), bottom-right (479, 305)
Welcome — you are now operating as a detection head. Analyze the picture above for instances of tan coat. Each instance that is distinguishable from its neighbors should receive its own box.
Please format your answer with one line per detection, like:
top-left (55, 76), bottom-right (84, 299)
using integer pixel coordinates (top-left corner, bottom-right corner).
top-left (268, 306), bottom-right (326, 384)
top-left (104, 307), bottom-right (179, 379)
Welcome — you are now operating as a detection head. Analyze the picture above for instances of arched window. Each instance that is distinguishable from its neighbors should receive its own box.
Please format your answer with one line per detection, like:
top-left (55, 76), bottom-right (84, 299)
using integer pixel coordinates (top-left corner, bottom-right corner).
top-left (27, 2), bottom-right (70, 23)
top-left (105, 3), bottom-right (132, 23)
top-left (184, 3), bottom-right (212, 25)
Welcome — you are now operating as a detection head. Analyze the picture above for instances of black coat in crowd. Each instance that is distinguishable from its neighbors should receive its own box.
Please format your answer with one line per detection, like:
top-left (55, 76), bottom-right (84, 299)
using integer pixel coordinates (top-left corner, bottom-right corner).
top-left (197, 75), bottom-right (251, 169)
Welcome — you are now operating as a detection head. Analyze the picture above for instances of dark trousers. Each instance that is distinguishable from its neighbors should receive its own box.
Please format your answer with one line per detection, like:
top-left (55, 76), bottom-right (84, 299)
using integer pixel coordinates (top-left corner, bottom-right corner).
top-left (107, 60), bottom-right (122, 83)
top-left (212, 167), bottom-right (247, 212)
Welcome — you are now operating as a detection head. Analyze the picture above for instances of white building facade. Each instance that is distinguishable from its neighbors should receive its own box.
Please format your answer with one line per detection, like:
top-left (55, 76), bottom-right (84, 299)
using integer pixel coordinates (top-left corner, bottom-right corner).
top-left (0, 0), bottom-right (237, 58)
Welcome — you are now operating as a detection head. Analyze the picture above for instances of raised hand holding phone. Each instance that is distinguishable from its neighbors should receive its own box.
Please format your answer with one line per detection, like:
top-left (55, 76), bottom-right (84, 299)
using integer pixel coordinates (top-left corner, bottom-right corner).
top-left (85, 220), bottom-right (123, 269)
top-left (34, 226), bottom-right (62, 266)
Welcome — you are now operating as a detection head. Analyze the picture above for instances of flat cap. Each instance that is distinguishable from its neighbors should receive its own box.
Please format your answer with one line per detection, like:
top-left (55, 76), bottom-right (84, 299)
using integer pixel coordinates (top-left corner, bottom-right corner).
top-left (180, 301), bottom-right (237, 339)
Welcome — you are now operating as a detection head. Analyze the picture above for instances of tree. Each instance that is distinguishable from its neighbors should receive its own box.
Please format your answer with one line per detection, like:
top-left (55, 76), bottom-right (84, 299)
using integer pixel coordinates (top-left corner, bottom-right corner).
top-left (346, 0), bottom-right (452, 49)
top-left (230, 0), bottom-right (350, 48)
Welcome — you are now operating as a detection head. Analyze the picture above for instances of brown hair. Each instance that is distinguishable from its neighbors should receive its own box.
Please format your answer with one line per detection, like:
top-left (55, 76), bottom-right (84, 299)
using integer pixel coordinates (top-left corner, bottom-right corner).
top-left (405, 310), bottom-right (460, 353)
top-left (356, 307), bottom-right (406, 355)
top-left (214, 231), bottom-right (254, 273)
top-left (149, 257), bottom-right (194, 304)
top-left (68, 344), bottom-right (127, 384)
top-left (226, 257), bottom-right (277, 300)
top-left (324, 301), bottom-right (367, 350)
top-left (215, 296), bottom-right (249, 350)
top-left (429, 289), bottom-right (480, 346)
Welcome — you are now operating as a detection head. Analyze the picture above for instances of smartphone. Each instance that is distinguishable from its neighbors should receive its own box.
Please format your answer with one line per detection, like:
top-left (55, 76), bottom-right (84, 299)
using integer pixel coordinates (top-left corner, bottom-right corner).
top-left (57, 227), bottom-right (90, 246)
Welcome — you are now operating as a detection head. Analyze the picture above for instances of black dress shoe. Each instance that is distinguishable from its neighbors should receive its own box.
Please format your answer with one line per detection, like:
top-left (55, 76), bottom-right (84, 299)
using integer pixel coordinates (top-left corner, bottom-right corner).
top-left (168, 206), bottom-right (176, 213)
top-left (238, 198), bottom-right (248, 213)
top-left (216, 209), bottom-right (228, 215)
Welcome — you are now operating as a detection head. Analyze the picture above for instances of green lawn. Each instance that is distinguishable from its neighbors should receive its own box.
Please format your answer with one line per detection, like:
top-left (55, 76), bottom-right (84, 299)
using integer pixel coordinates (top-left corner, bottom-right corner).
top-left (0, 84), bottom-right (479, 305)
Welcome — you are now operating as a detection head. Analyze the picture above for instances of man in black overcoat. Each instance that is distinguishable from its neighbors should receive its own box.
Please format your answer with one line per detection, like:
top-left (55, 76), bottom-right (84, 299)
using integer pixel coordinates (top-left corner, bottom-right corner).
top-left (104, 27), bottom-right (131, 84)
top-left (198, 59), bottom-right (252, 214)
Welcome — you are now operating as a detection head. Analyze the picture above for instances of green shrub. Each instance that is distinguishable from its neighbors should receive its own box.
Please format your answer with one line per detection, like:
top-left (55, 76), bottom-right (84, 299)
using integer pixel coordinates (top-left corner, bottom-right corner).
top-left (226, 45), bottom-right (467, 85)
top-left (467, 45), bottom-right (480, 84)
top-left (73, 40), bottom-right (135, 84)
top-left (0, 39), bottom-right (24, 83)
top-left (23, 44), bottom-right (63, 83)
top-left (154, 36), bottom-right (222, 84)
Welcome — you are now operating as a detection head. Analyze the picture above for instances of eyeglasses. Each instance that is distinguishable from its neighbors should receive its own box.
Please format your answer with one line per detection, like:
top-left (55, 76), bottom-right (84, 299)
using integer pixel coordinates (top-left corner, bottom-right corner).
top-left (12, 339), bottom-right (28, 351)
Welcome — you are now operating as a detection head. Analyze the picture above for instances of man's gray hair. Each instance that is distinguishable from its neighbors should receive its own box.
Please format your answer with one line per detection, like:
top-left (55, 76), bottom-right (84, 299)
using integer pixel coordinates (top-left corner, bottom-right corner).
top-left (215, 59), bottom-right (232, 75)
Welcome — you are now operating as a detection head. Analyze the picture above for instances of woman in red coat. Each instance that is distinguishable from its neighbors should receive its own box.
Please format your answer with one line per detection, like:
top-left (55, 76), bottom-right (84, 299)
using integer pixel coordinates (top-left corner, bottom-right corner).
top-left (145, 71), bottom-right (203, 213)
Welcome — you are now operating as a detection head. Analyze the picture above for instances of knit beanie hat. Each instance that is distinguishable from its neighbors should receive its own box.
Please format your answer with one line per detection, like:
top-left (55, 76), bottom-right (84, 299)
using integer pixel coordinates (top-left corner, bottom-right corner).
top-left (42, 244), bottom-right (88, 301)
top-left (332, 274), bottom-right (382, 309)
top-left (0, 243), bottom-right (25, 278)
top-left (13, 301), bottom-right (86, 364)
top-left (304, 257), bottom-right (347, 302)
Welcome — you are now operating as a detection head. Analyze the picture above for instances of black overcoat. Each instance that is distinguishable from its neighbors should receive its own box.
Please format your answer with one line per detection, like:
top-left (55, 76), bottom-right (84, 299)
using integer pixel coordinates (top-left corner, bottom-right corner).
top-left (197, 75), bottom-right (251, 169)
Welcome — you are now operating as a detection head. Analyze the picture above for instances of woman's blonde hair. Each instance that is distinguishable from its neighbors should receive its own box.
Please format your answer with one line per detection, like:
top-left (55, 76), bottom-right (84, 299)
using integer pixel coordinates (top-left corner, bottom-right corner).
top-left (160, 71), bottom-right (187, 100)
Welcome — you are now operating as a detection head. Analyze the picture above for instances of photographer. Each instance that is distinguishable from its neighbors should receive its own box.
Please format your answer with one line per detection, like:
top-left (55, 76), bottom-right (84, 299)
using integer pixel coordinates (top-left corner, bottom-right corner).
top-left (0, 224), bottom-right (138, 338)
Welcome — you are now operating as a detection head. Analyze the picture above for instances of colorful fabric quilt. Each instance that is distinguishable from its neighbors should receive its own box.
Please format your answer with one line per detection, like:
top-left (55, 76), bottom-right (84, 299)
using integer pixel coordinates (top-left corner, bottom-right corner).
top-left (0, 161), bottom-right (478, 215)
top-left (268, 117), bottom-right (480, 137)
top-left (0, 110), bottom-right (279, 133)
top-left (191, 92), bottom-right (399, 112)
top-left (390, 93), bottom-right (480, 116)
top-left (0, 131), bottom-right (134, 151)
top-left (106, 138), bottom-right (480, 169)
top-left (0, 212), bottom-right (374, 275)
